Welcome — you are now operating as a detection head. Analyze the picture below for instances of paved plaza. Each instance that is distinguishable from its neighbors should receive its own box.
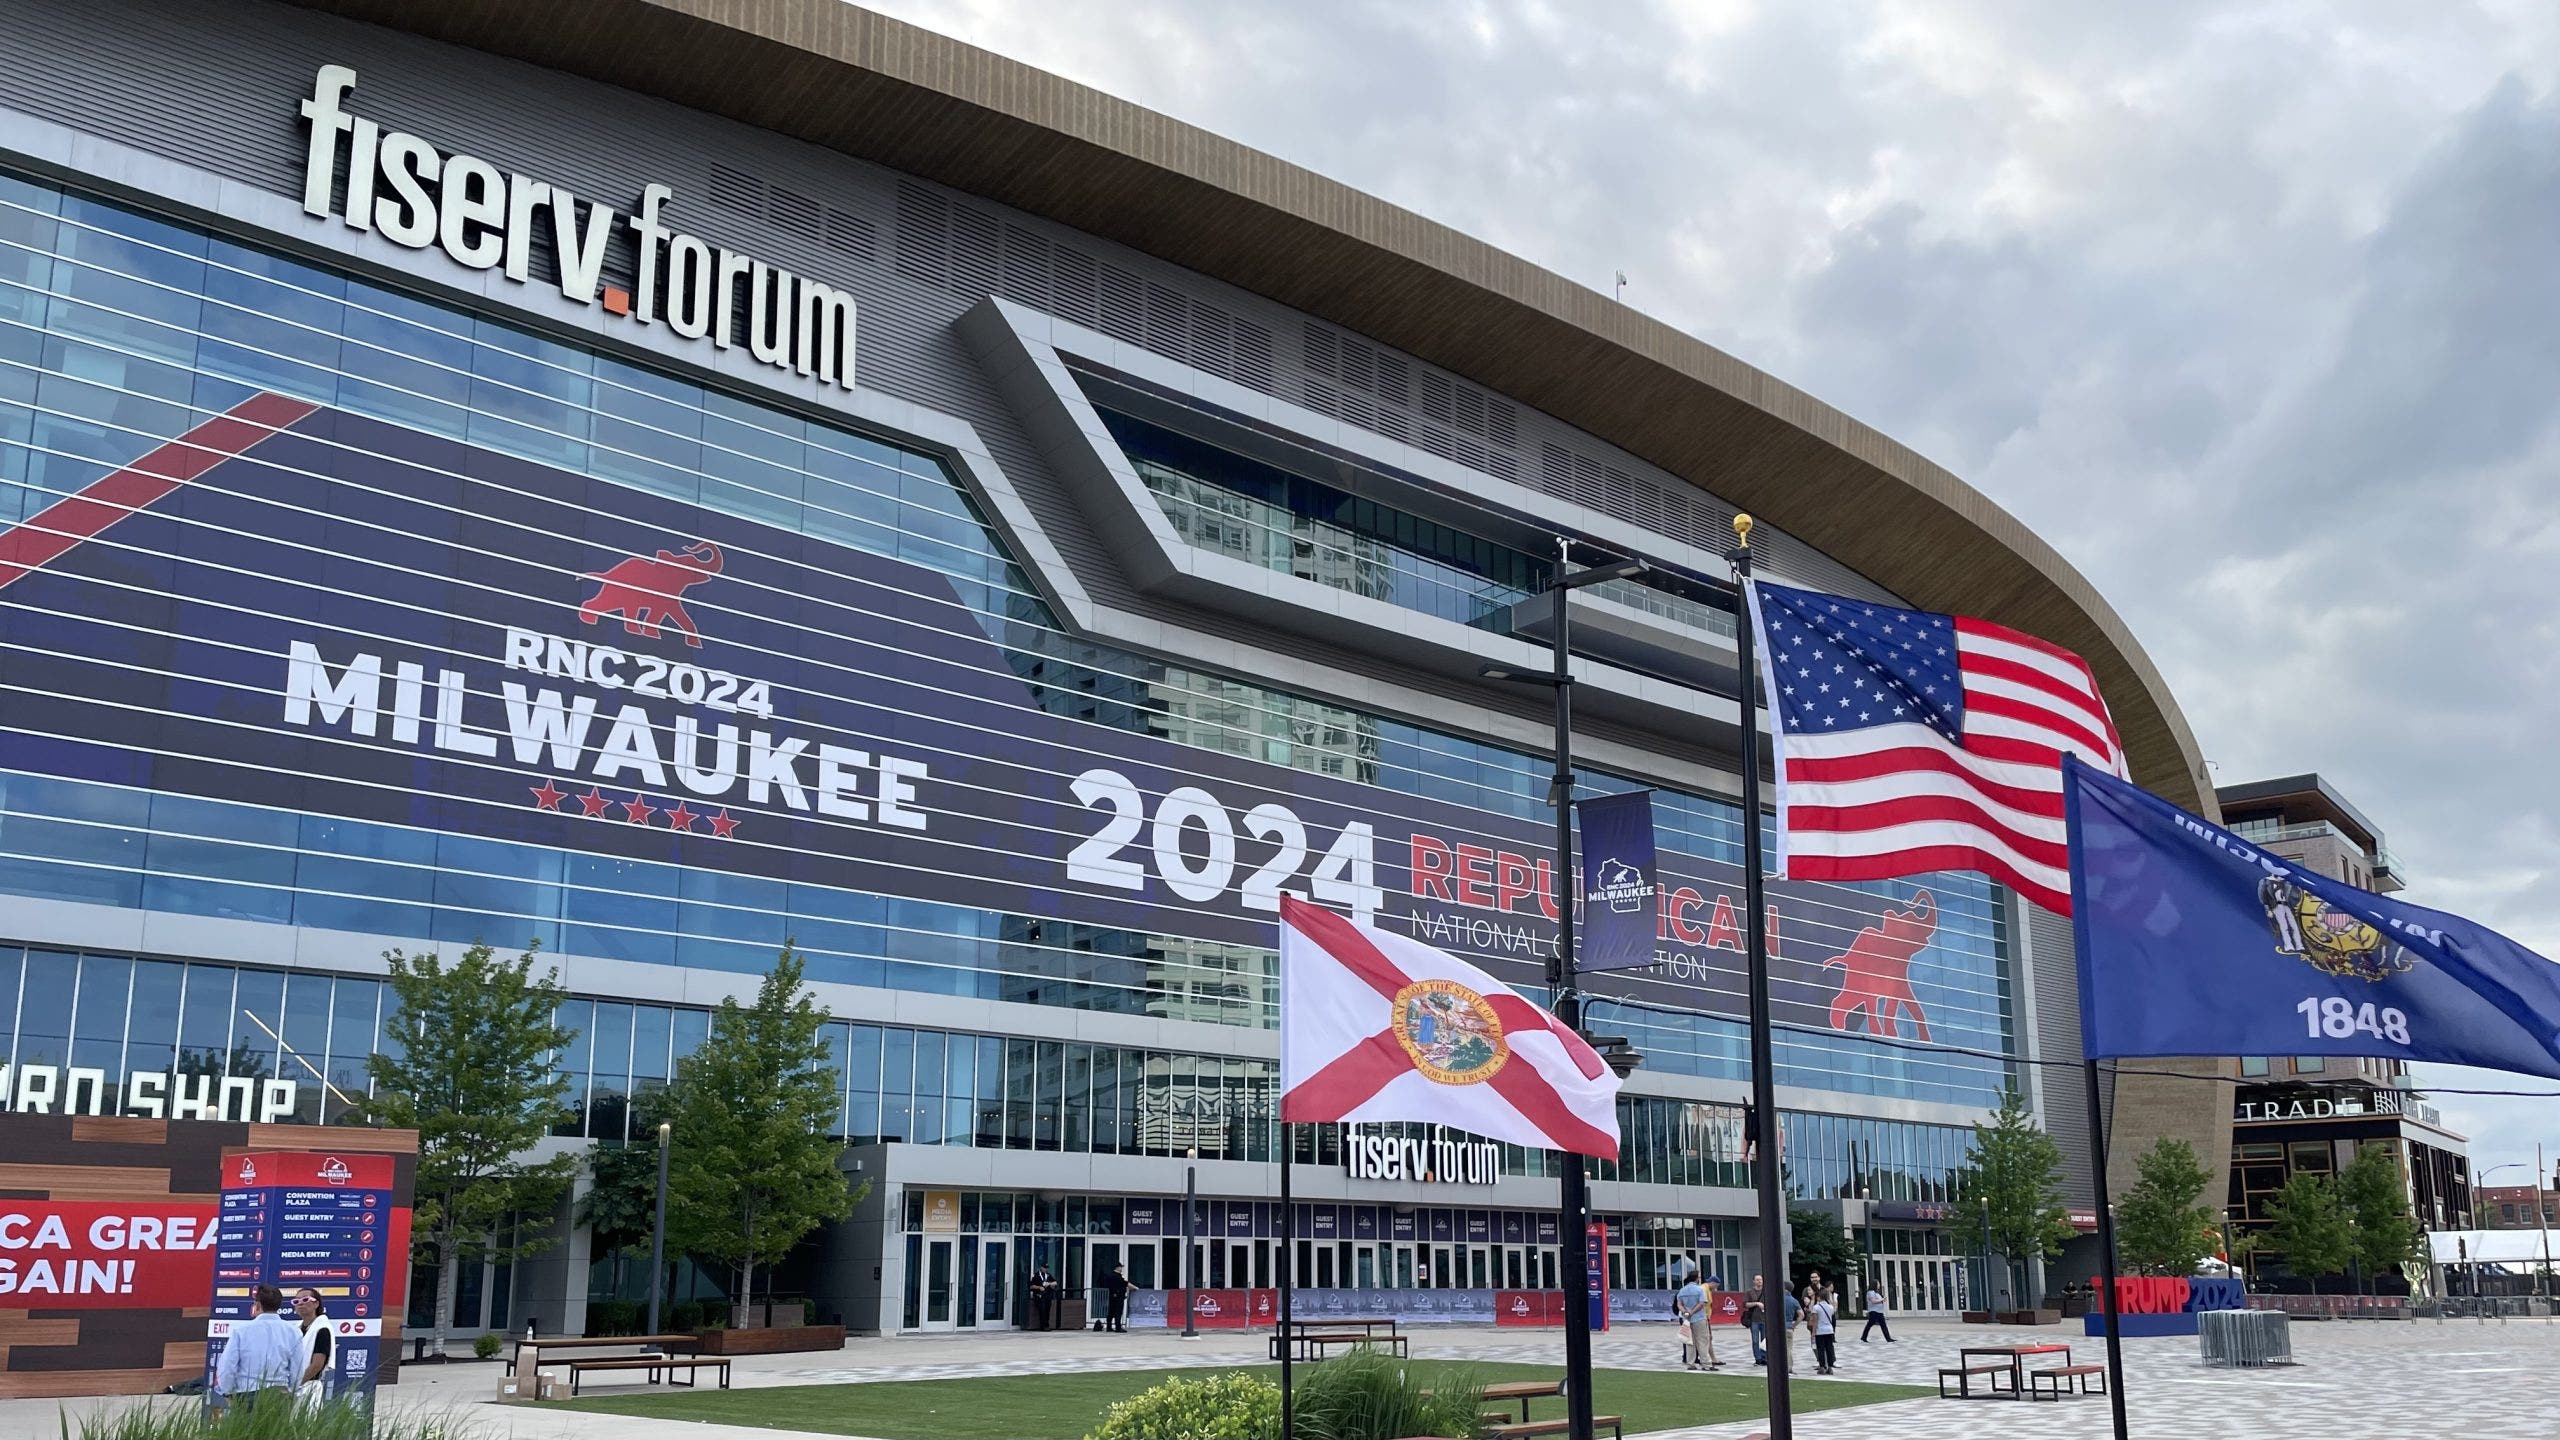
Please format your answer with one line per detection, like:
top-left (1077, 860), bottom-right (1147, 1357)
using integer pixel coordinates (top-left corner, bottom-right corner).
top-left (13, 1315), bottom-right (2552, 1438)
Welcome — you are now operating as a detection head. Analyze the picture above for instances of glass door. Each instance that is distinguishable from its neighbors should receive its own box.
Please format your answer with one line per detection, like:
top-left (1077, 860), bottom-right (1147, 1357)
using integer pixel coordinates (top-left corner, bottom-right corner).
top-left (920, 1237), bottom-right (959, 1330)
top-left (1353, 1243), bottom-right (1378, 1289)
top-left (979, 1237), bottom-right (1012, 1328)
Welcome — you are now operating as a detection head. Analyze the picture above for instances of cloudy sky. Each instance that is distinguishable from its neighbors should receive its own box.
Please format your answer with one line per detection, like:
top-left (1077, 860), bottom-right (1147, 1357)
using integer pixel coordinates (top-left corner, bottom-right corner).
top-left (874, 0), bottom-right (2560, 1187)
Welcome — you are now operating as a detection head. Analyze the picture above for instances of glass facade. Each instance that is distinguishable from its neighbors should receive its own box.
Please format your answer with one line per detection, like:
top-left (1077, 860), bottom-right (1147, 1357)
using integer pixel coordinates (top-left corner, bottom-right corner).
top-left (0, 943), bottom-right (1979, 1203)
top-left (0, 169), bottom-right (2021, 1110)
top-left (1104, 403), bottom-right (1736, 642)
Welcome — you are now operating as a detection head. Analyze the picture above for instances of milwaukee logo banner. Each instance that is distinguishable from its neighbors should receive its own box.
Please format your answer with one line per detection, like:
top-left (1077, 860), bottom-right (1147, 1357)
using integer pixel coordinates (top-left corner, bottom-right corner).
top-left (1278, 895), bottom-right (1621, 1158)
top-left (0, 394), bottom-right (1972, 1042)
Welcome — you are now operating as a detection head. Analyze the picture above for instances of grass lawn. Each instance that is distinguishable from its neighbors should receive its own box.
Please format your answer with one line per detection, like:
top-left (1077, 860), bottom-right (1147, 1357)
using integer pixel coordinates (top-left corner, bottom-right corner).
top-left (561, 1360), bottom-right (1931, 1439)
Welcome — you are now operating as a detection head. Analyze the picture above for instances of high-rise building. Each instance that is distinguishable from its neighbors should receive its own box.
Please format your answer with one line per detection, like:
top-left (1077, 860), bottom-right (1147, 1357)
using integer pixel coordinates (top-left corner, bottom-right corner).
top-left (2216, 775), bottom-right (2469, 1285)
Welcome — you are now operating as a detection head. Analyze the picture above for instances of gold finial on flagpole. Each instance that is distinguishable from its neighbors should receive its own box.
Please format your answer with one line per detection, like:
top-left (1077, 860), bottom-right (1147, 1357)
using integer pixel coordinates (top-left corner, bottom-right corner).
top-left (1732, 513), bottom-right (1753, 547)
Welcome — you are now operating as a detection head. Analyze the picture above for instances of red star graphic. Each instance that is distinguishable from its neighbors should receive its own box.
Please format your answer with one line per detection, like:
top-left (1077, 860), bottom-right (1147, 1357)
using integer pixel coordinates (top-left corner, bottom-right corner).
top-left (705, 809), bottom-right (740, 839)
top-left (620, 795), bottom-right (657, 825)
top-left (529, 780), bottom-right (567, 811)
top-left (575, 787), bottom-right (612, 818)
top-left (662, 801), bottom-right (699, 833)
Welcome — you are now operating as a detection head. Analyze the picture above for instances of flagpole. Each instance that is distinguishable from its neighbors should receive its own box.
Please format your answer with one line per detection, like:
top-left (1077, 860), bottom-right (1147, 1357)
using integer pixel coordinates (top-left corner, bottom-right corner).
top-left (1546, 538), bottom-right (1599, 1440)
top-left (1279, 1120), bottom-right (1295, 1440)
top-left (2083, 1058), bottom-right (2130, 1440)
top-left (1727, 515), bottom-right (1794, 1440)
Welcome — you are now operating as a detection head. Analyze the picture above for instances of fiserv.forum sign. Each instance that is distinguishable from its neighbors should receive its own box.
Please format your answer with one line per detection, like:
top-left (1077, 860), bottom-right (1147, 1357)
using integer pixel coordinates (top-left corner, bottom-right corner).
top-left (298, 66), bottom-right (856, 389)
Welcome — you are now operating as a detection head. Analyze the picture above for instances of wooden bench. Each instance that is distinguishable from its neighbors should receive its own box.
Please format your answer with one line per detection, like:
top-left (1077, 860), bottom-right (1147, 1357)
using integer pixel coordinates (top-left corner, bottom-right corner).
top-left (563, 1355), bottom-right (732, 1396)
top-left (1484, 1415), bottom-right (1622, 1440)
top-left (1292, 1330), bottom-right (1407, 1360)
top-left (1937, 1363), bottom-right (2017, 1400)
top-left (2028, 1364), bottom-right (2107, 1401)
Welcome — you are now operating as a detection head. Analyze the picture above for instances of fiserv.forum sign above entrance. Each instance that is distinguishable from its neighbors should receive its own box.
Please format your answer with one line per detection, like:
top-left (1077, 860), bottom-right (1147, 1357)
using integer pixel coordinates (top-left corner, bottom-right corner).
top-left (298, 66), bottom-right (856, 389)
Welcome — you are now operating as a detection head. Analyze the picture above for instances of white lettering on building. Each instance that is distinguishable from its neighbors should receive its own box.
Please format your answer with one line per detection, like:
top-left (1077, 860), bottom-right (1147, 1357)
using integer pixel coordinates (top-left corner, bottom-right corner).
top-left (300, 66), bottom-right (856, 390)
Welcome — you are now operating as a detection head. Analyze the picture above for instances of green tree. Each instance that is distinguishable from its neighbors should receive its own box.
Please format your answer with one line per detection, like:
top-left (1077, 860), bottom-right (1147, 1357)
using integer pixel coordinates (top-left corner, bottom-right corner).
top-left (2115, 1137), bottom-right (2220, 1277)
top-left (2263, 1171), bottom-right (2356, 1285)
top-left (1785, 1202), bottom-right (1861, 1293)
top-left (1962, 1088), bottom-right (2073, 1309)
top-left (2337, 1143), bottom-right (2422, 1295)
top-left (661, 945), bottom-right (865, 1318)
top-left (581, 1134), bottom-right (663, 1300)
top-left (365, 942), bottom-right (579, 1355)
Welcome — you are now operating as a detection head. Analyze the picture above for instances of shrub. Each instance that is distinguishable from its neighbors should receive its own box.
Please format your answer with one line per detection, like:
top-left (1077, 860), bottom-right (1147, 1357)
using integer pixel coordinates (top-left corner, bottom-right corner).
top-left (586, 1299), bottom-right (643, 1336)
top-left (1088, 1370), bottom-right (1280, 1440)
top-left (470, 1332), bottom-right (504, 1361)
top-left (61, 1394), bottom-right (489, 1440)
top-left (1294, 1349), bottom-right (1485, 1440)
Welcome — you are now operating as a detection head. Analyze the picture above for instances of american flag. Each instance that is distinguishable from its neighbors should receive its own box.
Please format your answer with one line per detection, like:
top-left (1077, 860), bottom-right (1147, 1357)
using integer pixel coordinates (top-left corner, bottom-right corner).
top-left (1747, 579), bottom-right (2126, 915)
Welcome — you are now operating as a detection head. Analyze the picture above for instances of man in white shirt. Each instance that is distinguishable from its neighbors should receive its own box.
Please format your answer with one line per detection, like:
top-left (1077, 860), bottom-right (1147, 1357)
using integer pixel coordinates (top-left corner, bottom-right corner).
top-left (214, 1286), bottom-right (304, 1416)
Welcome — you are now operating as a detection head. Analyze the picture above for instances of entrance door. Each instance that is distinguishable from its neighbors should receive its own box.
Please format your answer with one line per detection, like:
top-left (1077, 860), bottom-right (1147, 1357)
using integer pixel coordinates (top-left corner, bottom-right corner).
top-left (978, 1237), bottom-right (1012, 1328)
top-left (919, 1237), bottom-right (960, 1331)
top-left (1353, 1243), bottom-right (1378, 1290)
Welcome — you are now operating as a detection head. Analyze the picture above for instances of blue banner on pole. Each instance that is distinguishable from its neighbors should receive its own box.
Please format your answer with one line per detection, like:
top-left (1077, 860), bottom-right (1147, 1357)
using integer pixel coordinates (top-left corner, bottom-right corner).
top-left (2066, 758), bottom-right (2560, 1078)
top-left (1578, 790), bottom-right (1659, 973)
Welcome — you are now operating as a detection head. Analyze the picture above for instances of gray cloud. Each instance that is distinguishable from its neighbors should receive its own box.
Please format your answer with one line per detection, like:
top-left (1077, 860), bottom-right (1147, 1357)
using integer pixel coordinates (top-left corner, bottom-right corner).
top-left (873, 0), bottom-right (2560, 1181)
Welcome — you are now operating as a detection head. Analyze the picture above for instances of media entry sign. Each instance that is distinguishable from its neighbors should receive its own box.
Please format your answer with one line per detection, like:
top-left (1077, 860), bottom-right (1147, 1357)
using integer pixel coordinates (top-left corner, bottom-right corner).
top-left (207, 1152), bottom-right (409, 1406)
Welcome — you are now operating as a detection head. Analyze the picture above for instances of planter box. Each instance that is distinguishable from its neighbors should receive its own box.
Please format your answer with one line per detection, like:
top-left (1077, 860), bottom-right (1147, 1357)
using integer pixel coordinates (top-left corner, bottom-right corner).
top-left (694, 1324), bottom-right (846, 1356)
top-left (1960, 1311), bottom-right (1994, 1324)
top-left (1997, 1308), bottom-right (2062, 1326)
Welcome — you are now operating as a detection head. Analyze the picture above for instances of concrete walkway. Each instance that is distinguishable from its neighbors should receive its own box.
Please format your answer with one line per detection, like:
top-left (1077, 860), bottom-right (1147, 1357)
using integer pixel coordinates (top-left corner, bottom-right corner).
top-left (15, 1314), bottom-right (2554, 1438)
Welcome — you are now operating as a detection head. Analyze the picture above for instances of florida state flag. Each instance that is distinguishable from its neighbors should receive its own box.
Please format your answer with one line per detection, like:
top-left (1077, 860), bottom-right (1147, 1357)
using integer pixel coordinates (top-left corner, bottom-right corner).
top-left (1279, 895), bottom-right (1623, 1158)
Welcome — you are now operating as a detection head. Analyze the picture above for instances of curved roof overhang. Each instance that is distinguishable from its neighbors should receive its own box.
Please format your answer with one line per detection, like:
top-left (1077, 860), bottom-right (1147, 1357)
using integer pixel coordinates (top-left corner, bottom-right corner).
top-left (287, 0), bottom-right (2216, 814)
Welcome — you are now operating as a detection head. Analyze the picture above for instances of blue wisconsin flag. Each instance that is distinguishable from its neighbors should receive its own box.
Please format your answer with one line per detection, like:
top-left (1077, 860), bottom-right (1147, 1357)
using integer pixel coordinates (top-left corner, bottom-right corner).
top-left (2066, 757), bottom-right (2560, 1079)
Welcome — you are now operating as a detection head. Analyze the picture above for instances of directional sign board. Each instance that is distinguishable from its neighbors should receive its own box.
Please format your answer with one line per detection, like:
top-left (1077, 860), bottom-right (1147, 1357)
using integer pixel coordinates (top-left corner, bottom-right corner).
top-left (207, 1152), bottom-right (410, 1413)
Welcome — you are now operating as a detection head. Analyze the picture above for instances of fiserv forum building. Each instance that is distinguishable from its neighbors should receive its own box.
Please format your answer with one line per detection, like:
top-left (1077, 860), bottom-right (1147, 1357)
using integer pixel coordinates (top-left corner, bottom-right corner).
top-left (0, 0), bottom-right (2227, 1337)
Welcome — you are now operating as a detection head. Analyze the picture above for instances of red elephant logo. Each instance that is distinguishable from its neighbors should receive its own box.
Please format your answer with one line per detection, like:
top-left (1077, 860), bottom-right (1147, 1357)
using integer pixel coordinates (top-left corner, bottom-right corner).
top-left (1822, 890), bottom-right (1936, 1041)
top-left (579, 540), bottom-right (724, 647)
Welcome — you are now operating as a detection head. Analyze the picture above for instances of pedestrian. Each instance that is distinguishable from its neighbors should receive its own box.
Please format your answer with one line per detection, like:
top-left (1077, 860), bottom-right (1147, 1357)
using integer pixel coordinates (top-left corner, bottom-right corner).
top-left (1779, 1285), bottom-right (1801, 1368)
top-left (212, 1286), bottom-right (302, 1417)
top-left (1861, 1282), bottom-right (1893, 1343)
top-left (1809, 1287), bottom-right (1838, 1374)
top-left (1698, 1271), bottom-right (1722, 1369)
top-left (1743, 1273), bottom-right (1768, 1365)
top-left (1673, 1266), bottom-right (1719, 1370)
top-left (1103, 1263), bottom-right (1129, 1333)
top-left (1029, 1267), bottom-right (1057, 1330)
top-left (292, 1287), bottom-right (334, 1403)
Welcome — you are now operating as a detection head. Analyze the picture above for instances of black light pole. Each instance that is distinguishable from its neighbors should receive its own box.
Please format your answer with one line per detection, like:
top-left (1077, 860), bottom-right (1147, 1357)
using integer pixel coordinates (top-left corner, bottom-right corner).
top-left (2083, 1061), bottom-right (2131, 1440)
top-left (1181, 1146), bottom-right (1199, 1340)
top-left (1725, 516), bottom-right (1794, 1440)
top-left (1481, 539), bottom-right (1646, 1440)
top-left (647, 1121), bottom-right (671, 1336)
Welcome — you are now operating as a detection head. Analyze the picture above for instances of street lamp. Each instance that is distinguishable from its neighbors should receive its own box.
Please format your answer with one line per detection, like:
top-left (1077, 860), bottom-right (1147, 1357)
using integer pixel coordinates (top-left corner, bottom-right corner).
top-left (1181, 1145), bottom-right (1199, 1340)
top-left (1478, 542), bottom-right (1647, 1440)
top-left (2480, 1159), bottom-right (2554, 1304)
top-left (647, 1122), bottom-right (671, 1336)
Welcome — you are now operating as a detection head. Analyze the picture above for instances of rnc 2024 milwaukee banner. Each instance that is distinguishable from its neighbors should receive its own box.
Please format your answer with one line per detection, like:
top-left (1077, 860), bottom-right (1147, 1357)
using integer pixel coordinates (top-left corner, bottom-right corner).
top-left (0, 395), bottom-right (1961, 1036)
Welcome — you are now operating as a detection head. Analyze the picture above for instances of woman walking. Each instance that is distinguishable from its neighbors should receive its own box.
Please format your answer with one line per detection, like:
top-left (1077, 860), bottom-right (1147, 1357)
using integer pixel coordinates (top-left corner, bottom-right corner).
top-left (1861, 1283), bottom-right (1893, 1342)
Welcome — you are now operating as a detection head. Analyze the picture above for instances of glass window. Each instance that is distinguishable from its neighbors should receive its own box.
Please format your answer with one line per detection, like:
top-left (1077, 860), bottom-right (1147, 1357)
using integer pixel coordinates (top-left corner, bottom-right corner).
top-left (881, 1028), bottom-right (914, 1143)
top-left (0, 947), bottom-right (19, 1062)
top-left (69, 954), bottom-right (130, 1076)
top-left (2240, 1057), bottom-right (2270, 1077)
top-left (588, 1002), bottom-right (634, 1142)
top-left (115, 958), bottom-right (184, 1085)
top-left (551, 999), bottom-right (594, 1138)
